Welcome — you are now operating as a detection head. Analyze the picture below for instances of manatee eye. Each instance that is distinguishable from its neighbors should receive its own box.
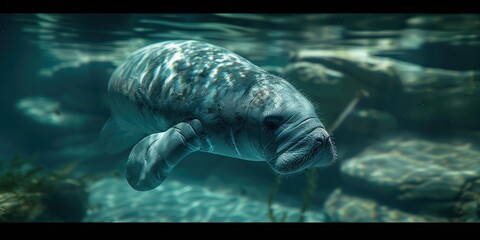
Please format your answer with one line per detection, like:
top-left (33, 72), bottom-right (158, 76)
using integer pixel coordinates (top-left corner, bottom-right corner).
top-left (263, 116), bottom-right (284, 131)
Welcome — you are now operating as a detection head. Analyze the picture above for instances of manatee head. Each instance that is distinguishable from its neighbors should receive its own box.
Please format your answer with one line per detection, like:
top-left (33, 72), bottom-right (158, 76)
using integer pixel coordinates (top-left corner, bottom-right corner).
top-left (247, 77), bottom-right (337, 175)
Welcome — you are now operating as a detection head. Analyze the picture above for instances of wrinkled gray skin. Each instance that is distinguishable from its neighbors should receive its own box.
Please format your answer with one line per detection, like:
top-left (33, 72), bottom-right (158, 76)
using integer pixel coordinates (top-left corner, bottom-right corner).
top-left (100, 40), bottom-right (337, 191)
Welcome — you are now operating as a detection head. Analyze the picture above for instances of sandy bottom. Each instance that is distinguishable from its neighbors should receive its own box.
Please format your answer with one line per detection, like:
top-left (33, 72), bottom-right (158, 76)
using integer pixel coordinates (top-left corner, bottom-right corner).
top-left (85, 174), bottom-right (326, 222)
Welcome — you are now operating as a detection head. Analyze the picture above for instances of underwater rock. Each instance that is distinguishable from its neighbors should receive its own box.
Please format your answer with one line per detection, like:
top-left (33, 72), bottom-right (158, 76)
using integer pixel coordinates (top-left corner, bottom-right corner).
top-left (288, 51), bottom-right (480, 133)
top-left (324, 189), bottom-right (433, 222)
top-left (407, 15), bottom-right (480, 31)
top-left (286, 55), bottom-right (401, 97)
top-left (340, 134), bottom-right (480, 221)
top-left (293, 56), bottom-right (401, 97)
top-left (283, 57), bottom-right (402, 127)
top-left (16, 96), bottom-right (102, 130)
top-left (42, 179), bottom-right (89, 222)
top-left (394, 62), bottom-right (480, 132)
top-left (283, 61), bottom-right (363, 123)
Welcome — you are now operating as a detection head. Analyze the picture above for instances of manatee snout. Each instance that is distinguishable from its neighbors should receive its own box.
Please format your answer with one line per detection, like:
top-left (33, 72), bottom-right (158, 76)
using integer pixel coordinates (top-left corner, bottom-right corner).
top-left (268, 127), bottom-right (336, 175)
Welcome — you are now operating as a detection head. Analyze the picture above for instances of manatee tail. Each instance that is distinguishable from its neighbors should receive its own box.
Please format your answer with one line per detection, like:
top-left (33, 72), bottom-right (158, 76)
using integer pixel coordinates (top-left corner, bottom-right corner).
top-left (99, 117), bottom-right (146, 154)
top-left (126, 119), bottom-right (211, 191)
top-left (99, 91), bottom-right (155, 154)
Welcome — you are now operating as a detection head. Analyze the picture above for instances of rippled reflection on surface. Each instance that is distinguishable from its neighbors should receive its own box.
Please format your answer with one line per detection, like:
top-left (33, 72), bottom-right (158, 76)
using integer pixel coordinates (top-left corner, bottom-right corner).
top-left (11, 14), bottom-right (480, 76)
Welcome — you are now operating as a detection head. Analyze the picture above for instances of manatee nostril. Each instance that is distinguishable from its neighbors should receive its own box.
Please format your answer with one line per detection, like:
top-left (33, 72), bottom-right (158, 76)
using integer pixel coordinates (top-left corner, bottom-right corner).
top-left (315, 137), bottom-right (324, 145)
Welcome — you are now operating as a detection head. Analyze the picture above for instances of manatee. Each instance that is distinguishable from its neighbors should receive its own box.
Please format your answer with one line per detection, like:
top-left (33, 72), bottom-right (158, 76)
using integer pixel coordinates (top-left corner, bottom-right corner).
top-left (100, 40), bottom-right (336, 191)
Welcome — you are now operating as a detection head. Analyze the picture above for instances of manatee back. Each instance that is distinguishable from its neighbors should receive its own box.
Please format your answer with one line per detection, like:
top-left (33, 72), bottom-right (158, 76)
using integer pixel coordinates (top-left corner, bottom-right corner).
top-left (108, 40), bottom-right (271, 128)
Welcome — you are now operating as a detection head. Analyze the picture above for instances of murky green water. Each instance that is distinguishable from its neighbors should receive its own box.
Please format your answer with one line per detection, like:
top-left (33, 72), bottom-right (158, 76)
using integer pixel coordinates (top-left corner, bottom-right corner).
top-left (1, 14), bottom-right (479, 222)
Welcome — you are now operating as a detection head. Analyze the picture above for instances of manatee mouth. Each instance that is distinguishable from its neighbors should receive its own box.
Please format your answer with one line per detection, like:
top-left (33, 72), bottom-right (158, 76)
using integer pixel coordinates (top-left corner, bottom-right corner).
top-left (268, 128), bottom-right (334, 174)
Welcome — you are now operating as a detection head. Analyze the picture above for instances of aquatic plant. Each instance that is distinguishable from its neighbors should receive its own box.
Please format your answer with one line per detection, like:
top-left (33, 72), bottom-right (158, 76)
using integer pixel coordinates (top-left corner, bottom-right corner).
top-left (298, 168), bottom-right (319, 222)
top-left (0, 157), bottom-right (46, 221)
top-left (267, 176), bottom-right (287, 222)
top-left (267, 89), bottom-right (369, 222)
top-left (0, 156), bottom-right (89, 222)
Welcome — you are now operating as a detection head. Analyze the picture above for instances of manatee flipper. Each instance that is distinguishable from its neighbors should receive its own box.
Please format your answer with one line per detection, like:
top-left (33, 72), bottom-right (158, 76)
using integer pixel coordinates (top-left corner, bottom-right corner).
top-left (99, 117), bottom-right (146, 154)
top-left (126, 119), bottom-right (210, 191)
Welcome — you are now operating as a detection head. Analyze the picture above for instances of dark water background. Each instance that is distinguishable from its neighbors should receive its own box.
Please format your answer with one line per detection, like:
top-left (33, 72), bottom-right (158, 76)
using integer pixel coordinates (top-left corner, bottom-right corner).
top-left (1, 14), bottom-right (479, 222)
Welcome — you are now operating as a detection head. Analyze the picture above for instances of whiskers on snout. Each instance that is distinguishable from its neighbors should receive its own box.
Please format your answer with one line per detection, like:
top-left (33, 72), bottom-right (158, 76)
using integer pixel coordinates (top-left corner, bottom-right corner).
top-left (268, 133), bottom-right (337, 177)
